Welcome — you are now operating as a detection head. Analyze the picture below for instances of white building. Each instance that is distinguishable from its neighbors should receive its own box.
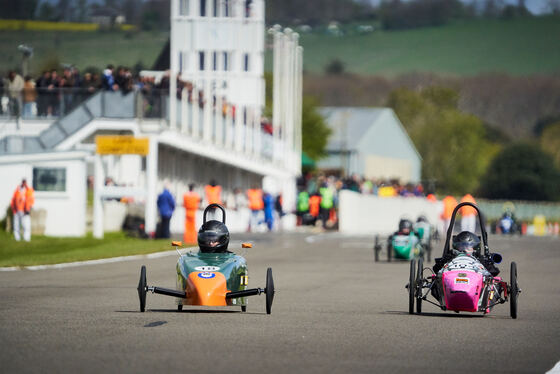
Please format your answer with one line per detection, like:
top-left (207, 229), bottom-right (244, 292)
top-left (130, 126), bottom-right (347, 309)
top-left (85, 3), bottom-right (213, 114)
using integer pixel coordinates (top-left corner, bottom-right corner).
top-left (0, 0), bottom-right (302, 237)
top-left (318, 107), bottom-right (421, 183)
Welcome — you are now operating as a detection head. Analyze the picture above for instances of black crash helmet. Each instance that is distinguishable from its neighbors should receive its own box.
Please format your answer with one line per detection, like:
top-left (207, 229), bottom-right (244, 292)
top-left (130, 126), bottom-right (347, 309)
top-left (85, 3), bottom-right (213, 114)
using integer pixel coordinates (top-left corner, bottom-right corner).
top-left (398, 219), bottom-right (413, 233)
top-left (198, 220), bottom-right (230, 253)
top-left (417, 215), bottom-right (428, 223)
top-left (452, 231), bottom-right (481, 255)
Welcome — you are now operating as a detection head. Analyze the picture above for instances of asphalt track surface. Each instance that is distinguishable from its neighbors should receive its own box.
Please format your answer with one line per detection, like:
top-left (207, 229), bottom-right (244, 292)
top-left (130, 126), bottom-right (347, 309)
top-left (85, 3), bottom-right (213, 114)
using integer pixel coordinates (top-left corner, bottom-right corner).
top-left (1, 232), bottom-right (559, 373)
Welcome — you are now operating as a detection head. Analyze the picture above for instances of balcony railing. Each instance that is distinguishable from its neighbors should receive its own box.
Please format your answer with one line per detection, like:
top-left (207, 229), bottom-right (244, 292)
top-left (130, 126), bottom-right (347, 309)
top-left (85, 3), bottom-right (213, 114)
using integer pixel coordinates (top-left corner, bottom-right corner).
top-left (0, 87), bottom-right (169, 120)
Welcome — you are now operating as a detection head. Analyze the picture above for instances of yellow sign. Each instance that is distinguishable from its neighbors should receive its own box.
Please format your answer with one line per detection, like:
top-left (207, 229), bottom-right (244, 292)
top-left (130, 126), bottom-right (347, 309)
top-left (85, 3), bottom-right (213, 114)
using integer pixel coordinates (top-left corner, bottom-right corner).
top-left (95, 136), bottom-right (149, 156)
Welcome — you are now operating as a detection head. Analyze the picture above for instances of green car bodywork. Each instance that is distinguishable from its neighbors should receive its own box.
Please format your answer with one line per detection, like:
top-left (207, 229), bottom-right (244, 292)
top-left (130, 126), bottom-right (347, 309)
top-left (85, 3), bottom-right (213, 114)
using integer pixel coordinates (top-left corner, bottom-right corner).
top-left (392, 233), bottom-right (422, 260)
top-left (176, 251), bottom-right (248, 307)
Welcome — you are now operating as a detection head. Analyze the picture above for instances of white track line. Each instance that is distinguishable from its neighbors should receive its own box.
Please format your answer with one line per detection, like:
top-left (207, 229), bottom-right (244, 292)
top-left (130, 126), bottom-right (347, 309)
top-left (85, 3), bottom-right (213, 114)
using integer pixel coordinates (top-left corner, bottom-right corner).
top-left (546, 361), bottom-right (560, 374)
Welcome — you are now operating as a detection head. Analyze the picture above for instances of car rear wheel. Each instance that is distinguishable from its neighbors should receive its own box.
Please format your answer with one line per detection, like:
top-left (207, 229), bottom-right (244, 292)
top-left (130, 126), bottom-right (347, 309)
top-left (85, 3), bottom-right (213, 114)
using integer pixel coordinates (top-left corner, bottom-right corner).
top-left (426, 242), bottom-right (432, 262)
top-left (510, 262), bottom-right (518, 319)
top-left (416, 258), bottom-right (423, 314)
top-left (137, 265), bottom-right (147, 312)
top-left (374, 235), bottom-right (380, 262)
top-left (387, 243), bottom-right (393, 262)
top-left (265, 268), bottom-right (275, 315)
top-left (409, 259), bottom-right (416, 314)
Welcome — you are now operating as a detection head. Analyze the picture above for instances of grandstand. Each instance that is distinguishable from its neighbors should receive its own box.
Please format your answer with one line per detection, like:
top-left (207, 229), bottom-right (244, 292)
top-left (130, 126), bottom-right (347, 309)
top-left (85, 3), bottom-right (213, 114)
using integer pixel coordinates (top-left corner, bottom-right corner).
top-left (0, 0), bottom-right (302, 237)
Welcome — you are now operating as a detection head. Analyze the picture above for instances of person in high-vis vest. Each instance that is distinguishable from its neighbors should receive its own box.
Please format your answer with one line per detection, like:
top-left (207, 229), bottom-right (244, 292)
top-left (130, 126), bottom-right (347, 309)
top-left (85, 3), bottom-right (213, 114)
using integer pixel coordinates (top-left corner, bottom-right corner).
top-left (460, 193), bottom-right (477, 233)
top-left (319, 182), bottom-right (334, 229)
top-left (308, 192), bottom-right (321, 226)
top-left (296, 188), bottom-right (309, 226)
top-left (204, 180), bottom-right (222, 206)
top-left (11, 179), bottom-right (35, 242)
top-left (183, 184), bottom-right (200, 244)
top-left (442, 195), bottom-right (458, 234)
top-left (247, 186), bottom-right (264, 232)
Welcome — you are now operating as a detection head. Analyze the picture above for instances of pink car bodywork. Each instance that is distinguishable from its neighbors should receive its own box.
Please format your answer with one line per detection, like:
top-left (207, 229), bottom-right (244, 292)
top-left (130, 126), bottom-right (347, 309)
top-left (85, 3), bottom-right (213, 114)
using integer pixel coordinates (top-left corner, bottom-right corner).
top-left (442, 270), bottom-right (483, 312)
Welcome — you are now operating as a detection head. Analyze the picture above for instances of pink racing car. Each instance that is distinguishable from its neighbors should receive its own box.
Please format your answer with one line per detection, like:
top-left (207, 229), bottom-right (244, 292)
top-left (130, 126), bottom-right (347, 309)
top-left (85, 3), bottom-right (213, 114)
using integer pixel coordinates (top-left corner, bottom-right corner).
top-left (407, 202), bottom-right (520, 319)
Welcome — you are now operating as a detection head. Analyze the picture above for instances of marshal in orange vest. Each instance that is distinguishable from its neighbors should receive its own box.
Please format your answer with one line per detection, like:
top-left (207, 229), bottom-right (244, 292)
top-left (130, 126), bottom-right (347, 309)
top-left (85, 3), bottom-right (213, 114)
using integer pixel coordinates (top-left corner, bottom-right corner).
top-left (247, 188), bottom-right (264, 211)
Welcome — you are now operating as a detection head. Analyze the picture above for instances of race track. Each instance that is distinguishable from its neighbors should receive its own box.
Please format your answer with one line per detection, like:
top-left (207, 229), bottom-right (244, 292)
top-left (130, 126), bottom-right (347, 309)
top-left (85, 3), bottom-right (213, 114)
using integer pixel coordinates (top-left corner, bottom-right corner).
top-left (1, 232), bottom-right (559, 373)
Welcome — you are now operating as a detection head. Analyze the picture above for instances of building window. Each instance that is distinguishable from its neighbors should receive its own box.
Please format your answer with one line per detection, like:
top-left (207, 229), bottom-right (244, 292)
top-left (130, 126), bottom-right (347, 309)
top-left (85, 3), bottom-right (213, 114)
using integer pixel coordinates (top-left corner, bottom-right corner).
top-left (245, 0), bottom-right (252, 17)
top-left (243, 53), bottom-right (250, 72)
top-left (223, 52), bottom-right (229, 71)
top-left (200, 0), bottom-right (206, 16)
top-left (213, 0), bottom-right (218, 16)
top-left (224, 0), bottom-right (230, 17)
top-left (213, 51), bottom-right (217, 71)
top-left (199, 51), bottom-right (205, 71)
top-left (33, 167), bottom-right (66, 192)
top-left (179, 0), bottom-right (189, 15)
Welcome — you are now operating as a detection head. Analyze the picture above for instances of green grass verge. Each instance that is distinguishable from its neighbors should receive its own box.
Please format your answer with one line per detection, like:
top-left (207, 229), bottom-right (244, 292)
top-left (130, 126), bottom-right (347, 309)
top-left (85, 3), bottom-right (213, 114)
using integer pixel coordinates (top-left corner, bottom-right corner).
top-left (0, 230), bottom-right (192, 267)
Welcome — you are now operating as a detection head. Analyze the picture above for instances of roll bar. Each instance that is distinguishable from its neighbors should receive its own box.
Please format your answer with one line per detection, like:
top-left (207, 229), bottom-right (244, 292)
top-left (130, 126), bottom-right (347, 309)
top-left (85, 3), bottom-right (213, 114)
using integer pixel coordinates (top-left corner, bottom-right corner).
top-left (443, 202), bottom-right (488, 257)
top-left (203, 203), bottom-right (226, 224)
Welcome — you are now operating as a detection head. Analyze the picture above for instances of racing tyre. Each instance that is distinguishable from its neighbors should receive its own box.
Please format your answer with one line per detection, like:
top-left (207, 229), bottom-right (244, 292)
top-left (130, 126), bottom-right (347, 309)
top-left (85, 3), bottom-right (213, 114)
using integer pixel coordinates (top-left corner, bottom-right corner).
top-left (510, 262), bottom-right (518, 319)
top-left (387, 243), bottom-right (392, 262)
top-left (177, 304), bottom-right (183, 312)
top-left (241, 305), bottom-right (247, 312)
top-left (265, 268), bottom-right (275, 315)
top-left (416, 258), bottom-right (423, 314)
top-left (426, 242), bottom-right (432, 262)
top-left (137, 265), bottom-right (147, 312)
top-left (374, 235), bottom-right (380, 262)
top-left (408, 259), bottom-right (416, 314)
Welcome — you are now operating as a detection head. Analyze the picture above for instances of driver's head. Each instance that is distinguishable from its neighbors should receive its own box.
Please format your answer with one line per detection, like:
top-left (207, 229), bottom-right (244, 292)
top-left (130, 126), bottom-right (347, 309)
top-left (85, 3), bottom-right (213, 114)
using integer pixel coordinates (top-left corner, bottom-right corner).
top-left (452, 231), bottom-right (481, 256)
top-left (398, 219), bottom-right (413, 234)
top-left (198, 220), bottom-right (229, 253)
top-left (417, 215), bottom-right (428, 223)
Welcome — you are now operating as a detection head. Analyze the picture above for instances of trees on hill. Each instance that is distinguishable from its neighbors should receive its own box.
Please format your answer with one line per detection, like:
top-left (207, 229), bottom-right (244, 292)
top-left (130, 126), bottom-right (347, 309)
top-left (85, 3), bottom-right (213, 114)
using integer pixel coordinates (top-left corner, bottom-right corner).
top-left (478, 143), bottom-right (560, 201)
top-left (387, 86), bottom-right (499, 195)
top-left (539, 122), bottom-right (560, 169)
top-left (301, 96), bottom-right (332, 161)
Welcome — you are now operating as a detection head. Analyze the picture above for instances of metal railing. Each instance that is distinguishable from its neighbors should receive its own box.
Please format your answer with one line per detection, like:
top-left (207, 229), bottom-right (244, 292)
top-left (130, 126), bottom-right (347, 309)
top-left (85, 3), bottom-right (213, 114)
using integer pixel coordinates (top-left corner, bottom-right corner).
top-left (0, 87), bottom-right (170, 120)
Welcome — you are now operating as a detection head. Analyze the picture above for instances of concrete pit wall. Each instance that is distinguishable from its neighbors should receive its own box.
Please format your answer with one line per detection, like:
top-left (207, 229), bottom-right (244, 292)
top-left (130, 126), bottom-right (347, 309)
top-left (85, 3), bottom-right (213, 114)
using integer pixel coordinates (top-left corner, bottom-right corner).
top-left (338, 190), bottom-right (440, 236)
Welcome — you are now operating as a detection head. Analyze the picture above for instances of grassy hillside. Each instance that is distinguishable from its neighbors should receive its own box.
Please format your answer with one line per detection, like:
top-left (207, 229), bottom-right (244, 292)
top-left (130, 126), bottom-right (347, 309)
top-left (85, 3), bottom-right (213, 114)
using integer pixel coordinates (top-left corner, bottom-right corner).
top-left (0, 30), bottom-right (168, 74)
top-left (0, 16), bottom-right (558, 77)
top-left (293, 16), bottom-right (560, 76)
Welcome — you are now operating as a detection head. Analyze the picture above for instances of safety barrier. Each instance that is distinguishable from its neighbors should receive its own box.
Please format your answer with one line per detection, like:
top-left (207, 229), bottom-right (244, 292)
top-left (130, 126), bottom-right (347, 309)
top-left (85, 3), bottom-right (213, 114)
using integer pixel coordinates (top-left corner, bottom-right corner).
top-left (477, 199), bottom-right (560, 222)
top-left (338, 191), bottom-right (560, 236)
top-left (338, 190), bottom-right (439, 236)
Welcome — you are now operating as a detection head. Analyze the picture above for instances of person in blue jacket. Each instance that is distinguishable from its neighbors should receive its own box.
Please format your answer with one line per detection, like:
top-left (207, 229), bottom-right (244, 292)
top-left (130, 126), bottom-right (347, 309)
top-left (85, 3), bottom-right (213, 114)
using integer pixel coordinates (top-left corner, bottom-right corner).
top-left (157, 185), bottom-right (176, 238)
top-left (263, 191), bottom-right (275, 231)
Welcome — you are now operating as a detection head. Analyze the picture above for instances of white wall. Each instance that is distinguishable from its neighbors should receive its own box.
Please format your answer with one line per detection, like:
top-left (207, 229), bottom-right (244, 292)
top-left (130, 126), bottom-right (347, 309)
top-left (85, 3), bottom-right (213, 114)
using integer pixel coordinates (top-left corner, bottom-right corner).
top-left (338, 190), bottom-right (439, 236)
top-left (0, 153), bottom-right (87, 237)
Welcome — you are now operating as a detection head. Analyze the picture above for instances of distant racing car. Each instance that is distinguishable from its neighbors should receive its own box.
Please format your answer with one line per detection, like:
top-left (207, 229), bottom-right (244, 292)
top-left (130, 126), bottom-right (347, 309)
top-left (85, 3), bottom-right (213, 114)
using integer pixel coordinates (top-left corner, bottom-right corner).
top-left (374, 219), bottom-right (428, 262)
top-left (407, 202), bottom-right (520, 318)
top-left (137, 204), bottom-right (275, 314)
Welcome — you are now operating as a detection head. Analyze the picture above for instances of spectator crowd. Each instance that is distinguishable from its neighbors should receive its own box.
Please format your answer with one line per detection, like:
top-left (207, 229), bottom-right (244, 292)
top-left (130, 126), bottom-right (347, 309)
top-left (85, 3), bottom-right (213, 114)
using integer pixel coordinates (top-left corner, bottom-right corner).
top-left (0, 65), bottom-right (243, 121)
top-left (296, 173), bottom-right (428, 230)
